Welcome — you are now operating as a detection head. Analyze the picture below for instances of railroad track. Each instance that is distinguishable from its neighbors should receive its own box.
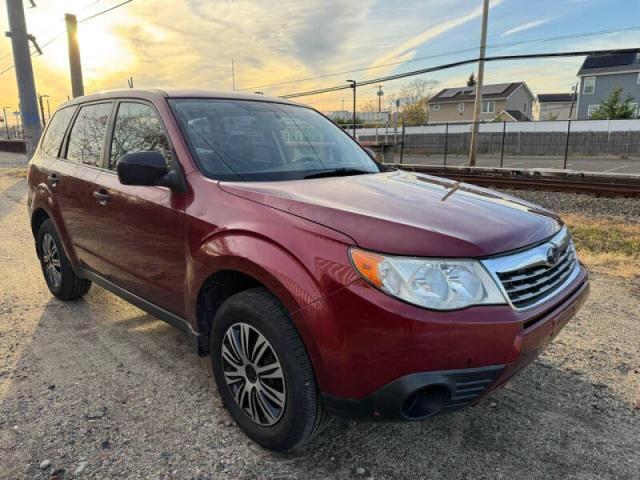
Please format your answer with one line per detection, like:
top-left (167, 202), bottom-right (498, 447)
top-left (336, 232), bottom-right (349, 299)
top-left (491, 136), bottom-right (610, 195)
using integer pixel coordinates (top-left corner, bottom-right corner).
top-left (388, 164), bottom-right (640, 197)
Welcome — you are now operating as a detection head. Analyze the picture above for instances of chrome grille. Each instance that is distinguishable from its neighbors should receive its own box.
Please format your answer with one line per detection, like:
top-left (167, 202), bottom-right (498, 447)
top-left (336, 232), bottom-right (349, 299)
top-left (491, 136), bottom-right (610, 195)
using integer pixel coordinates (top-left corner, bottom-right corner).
top-left (482, 227), bottom-right (580, 311)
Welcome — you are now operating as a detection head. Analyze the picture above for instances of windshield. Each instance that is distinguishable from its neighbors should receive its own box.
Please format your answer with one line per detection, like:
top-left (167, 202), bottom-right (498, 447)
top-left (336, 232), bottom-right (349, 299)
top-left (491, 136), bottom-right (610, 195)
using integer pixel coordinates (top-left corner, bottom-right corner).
top-left (169, 99), bottom-right (381, 181)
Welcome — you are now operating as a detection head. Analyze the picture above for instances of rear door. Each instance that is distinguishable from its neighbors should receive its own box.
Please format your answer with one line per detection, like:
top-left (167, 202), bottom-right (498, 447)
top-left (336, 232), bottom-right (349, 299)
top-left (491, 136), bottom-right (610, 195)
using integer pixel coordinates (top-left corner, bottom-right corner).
top-left (91, 100), bottom-right (187, 316)
top-left (42, 102), bottom-right (113, 269)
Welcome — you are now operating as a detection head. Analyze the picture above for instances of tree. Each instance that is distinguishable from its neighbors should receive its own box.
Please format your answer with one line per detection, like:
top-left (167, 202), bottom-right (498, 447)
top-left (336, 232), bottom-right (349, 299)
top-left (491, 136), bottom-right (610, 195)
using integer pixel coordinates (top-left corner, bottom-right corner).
top-left (467, 72), bottom-right (477, 87)
top-left (589, 87), bottom-right (636, 120)
top-left (360, 100), bottom-right (379, 113)
top-left (395, 78), bottom-right (440, 125)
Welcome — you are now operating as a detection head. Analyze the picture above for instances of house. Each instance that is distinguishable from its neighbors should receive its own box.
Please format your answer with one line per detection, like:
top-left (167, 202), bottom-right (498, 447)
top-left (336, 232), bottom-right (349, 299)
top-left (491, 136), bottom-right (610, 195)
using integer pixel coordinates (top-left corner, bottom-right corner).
top-left (576, 51), bottom-right (640, 120)
top-left (535, 93), bottom-right (577, 120)
top-left (426, 82), bottom-right (535, 123)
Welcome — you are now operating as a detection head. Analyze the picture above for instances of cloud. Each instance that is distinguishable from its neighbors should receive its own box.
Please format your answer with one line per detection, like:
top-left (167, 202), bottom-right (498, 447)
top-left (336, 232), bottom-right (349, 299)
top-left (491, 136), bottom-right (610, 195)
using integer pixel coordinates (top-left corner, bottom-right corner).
top-left (501, 19), bottom-right (550, 37)
top-left (368, 0), bottom-right (505, 75)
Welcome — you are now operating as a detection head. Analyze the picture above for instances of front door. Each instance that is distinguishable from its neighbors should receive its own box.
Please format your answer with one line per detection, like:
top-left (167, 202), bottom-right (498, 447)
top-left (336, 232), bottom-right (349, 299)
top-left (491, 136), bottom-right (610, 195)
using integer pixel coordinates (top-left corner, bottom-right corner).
top-left (90, 101), bottom-right (187, 317)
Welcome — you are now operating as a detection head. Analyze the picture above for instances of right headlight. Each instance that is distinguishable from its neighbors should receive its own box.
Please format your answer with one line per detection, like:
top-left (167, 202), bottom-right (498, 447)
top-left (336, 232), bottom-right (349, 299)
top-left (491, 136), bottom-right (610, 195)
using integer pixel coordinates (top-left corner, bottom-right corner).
top-left (350, 248), bottom-right (506, 310)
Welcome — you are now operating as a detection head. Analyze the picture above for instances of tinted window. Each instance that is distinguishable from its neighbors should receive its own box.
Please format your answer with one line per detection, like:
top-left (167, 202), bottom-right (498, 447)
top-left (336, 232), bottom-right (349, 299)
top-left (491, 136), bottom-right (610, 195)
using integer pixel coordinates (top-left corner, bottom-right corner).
top-left (169, 99), bottom-right (379, 181)
top-left (40, 106), bottom-right (76, 157)
top-left (109, 102), bottom-right (172, 170)
top-left (66, 102), bottom-right (112, 166)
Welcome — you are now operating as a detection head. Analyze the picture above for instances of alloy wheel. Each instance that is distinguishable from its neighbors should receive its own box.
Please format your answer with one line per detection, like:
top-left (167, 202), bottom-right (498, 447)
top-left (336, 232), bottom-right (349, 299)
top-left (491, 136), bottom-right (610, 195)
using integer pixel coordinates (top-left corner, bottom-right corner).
top-left (221, 322), bottom-right (286, 426)
top-left (42, 233), bottom-right (62, 288)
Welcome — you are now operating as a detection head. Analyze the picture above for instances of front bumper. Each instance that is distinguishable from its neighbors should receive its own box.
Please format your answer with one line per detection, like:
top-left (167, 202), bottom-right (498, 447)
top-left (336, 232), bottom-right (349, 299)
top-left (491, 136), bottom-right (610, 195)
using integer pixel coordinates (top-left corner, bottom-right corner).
top-left (319, 269), bottom-right (590, 420)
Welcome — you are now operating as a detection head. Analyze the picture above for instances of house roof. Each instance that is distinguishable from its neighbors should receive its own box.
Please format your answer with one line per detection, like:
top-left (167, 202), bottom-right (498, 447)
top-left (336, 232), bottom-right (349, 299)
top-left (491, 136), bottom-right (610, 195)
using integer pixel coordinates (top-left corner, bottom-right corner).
top-left (495, 110), bottom-right (530, 122)
top-left (537, 93), bottom-right (575, 103)
top-left (578, 51), bottom-right (640, 76)
top-left (427, 82), bottom-right (527, 103)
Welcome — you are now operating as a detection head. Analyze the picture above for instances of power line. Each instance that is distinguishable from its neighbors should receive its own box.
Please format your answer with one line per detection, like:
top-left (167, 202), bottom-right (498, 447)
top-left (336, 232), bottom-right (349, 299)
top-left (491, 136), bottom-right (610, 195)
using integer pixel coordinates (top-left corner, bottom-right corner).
top-left (241, 25), bottom-right (640, 92)
top-left (280, 48), bottom-right (640, 99)
top-left (0, 0), bottom-right (135, 77)
top-left (0, 0), bottom-right (107, 63)
top-left (79, 0), bottom-right (133, 23)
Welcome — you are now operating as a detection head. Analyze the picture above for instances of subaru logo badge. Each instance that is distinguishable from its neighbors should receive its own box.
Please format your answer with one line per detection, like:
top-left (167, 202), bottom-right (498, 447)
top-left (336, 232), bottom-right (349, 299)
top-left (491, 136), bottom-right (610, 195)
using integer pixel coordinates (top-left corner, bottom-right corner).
top-left (546, 246), bottom-right (559, 265)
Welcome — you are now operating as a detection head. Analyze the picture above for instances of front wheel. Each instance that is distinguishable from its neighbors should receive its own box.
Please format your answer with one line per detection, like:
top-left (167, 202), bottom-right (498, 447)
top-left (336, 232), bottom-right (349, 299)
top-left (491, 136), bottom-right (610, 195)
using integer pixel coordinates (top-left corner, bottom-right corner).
top-left (210, 288), bottom-right (326, 451)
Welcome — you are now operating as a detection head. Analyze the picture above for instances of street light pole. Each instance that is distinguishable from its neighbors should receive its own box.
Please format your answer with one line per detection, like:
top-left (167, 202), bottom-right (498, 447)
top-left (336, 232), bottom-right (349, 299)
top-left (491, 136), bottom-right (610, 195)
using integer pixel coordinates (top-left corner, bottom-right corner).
top-left (347, 79), bottom-right (356, 139)
top-left (468, 0), bottom-right (489, 167)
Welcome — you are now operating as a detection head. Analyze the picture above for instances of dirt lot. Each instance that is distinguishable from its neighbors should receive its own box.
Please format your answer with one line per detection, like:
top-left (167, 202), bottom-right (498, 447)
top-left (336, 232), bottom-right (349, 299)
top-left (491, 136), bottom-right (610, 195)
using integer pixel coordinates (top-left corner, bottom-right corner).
top-left (0, 161), bottom-right (639, 479)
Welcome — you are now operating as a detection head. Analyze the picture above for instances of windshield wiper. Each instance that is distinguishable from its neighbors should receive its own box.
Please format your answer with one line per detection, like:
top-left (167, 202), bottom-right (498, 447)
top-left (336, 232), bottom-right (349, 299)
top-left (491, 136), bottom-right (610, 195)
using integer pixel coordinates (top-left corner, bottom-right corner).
top-left (304, 168), bottom-right (373, 179)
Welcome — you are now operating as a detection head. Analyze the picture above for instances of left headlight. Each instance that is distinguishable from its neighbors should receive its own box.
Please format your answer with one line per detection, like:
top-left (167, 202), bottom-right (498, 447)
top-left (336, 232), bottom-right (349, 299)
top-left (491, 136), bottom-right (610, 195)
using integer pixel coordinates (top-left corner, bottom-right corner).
top-left (350, 248), bottom-right (507, 310)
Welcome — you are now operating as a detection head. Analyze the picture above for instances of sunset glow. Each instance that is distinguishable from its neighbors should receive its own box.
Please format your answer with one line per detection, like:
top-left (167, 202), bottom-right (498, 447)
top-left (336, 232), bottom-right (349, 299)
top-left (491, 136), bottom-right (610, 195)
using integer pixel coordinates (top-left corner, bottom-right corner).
top-left (1, 0), bottom-right (639, 122)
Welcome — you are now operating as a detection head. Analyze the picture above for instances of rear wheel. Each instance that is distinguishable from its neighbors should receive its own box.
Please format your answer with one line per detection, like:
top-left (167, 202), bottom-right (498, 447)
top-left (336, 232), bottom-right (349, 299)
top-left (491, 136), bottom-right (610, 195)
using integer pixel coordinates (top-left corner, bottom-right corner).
top-left (210, 288), bottom-right (327, 451)
top-left (37, 219), bottom-right (91, 300)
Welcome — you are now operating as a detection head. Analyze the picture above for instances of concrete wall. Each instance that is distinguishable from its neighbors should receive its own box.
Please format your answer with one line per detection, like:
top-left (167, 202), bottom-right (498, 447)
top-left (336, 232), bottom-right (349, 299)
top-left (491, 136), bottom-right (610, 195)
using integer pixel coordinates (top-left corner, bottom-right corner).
top-left (0, 140), bottom-right (26, 154)
top-left (577, 71), bottom-right (640, 120)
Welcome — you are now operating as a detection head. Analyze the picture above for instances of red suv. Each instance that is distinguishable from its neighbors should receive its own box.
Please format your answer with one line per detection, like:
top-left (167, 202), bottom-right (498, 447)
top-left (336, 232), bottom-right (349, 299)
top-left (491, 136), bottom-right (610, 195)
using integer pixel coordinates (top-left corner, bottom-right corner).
top-left (27, 90), bottom-right (589, 451)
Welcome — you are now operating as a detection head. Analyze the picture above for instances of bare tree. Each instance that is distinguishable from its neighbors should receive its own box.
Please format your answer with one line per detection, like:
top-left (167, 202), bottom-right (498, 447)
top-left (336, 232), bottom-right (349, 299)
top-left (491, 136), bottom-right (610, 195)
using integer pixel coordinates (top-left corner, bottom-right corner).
top-left (360, 100), bottom-right (379, 113)
top-left (395, 79), bottom-right (439, 126)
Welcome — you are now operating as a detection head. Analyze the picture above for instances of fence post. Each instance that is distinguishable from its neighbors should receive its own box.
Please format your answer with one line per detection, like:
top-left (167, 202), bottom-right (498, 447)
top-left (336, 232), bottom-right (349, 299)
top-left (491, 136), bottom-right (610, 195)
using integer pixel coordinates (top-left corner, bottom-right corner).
top-left (399, 123), bottom-right (406, 164)
top-left (563, 119), bottom-right (571, 169)
top-left (500, 121), bottom-right (506, 167)
top-left (443, 123), bottom-right (449, 165)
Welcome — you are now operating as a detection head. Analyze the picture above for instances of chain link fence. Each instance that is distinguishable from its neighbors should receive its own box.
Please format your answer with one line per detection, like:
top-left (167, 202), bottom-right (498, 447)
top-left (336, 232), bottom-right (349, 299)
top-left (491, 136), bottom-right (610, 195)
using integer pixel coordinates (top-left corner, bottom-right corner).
top-left (358, 119), bottom-right (640, 174)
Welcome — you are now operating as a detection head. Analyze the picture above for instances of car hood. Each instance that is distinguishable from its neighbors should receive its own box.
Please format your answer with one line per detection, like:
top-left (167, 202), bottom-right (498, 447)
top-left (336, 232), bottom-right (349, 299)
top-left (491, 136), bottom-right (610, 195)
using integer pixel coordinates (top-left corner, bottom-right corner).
top-left (219, 170), bottom-right (562, 257)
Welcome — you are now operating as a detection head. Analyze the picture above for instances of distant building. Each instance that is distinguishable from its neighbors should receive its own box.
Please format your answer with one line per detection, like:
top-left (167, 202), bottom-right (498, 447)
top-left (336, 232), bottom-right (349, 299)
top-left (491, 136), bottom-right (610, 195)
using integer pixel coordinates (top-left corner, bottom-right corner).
top-left (576, 51), bottom-right (640, 120)
top-left (536, 93), bottom-right (577, 120)
top-left (426, 82), bottom-right (534, 123)
top-left (323, 110), bottom-right (390, 124)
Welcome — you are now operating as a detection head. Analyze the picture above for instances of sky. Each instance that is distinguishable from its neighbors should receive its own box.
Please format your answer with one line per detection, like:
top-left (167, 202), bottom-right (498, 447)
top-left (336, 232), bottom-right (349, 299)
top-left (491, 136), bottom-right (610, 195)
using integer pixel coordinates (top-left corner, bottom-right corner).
top-left (0, 0), bottom-right (639, 124)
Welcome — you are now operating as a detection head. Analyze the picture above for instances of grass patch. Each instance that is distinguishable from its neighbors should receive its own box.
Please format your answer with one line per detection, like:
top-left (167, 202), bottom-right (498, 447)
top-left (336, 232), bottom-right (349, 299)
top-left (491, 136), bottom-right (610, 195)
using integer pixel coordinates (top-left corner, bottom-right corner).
top-left (562, 214), bottom-right (640, 278)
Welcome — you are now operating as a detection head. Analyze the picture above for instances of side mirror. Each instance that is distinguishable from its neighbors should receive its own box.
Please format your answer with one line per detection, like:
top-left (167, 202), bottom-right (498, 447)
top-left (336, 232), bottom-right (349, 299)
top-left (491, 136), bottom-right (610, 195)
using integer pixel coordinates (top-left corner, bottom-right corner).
top-left (117, 151), bottom-right (184, 191)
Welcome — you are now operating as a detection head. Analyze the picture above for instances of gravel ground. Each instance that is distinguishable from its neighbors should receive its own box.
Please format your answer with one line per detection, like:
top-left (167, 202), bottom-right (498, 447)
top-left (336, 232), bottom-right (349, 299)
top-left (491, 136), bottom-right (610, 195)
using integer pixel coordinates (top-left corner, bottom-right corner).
top-left (500, 189), bottom-right (640, 222)
top-left (0, 163), bottom-right (639, 479)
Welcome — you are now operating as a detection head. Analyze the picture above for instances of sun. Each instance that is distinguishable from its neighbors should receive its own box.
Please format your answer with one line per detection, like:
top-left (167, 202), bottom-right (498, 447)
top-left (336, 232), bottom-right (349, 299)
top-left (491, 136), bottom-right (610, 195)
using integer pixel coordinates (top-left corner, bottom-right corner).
top-left (38, 18), bottom-right (133, 80)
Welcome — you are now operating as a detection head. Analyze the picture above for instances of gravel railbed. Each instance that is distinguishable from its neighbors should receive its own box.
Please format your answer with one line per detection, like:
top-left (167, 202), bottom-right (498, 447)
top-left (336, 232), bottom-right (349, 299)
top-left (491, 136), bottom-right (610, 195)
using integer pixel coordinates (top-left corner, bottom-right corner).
top-left (500, 189), bottom-right (640, 222)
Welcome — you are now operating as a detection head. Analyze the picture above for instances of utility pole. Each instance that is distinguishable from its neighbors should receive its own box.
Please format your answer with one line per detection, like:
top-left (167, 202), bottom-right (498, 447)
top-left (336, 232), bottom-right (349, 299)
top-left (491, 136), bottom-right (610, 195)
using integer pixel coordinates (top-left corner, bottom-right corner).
top-left (231, 58), bottom-right (236, 90)
top-left (38, 94), bottom-right (46, 127)
top-left (65, 13), bottom-right (84, 98)
top-left (377, 84), bottom-right (384, 113)
top-left (2, 107), bottom-right (10, 139)
top-left (468, 0), bottom-right (489, 167)
top-left (5, 0), bottom-right (42, 156)
top-left (568, 81), bottom-right (578, 119)
top-left (347, 80), bottom-right (357, 138)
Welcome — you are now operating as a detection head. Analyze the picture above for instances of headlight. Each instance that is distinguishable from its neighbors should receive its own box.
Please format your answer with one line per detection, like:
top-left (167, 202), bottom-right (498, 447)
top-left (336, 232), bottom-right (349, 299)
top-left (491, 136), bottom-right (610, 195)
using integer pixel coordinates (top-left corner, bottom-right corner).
top-left (350, 248), bottom-right (506, 310)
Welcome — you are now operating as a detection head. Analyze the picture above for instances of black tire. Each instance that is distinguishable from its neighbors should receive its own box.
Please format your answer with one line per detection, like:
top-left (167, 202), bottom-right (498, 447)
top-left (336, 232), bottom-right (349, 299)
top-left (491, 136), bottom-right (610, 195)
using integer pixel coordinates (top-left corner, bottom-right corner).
top-left (36, 219), bottom-right (91, 300)
top-left (210, 288), bottom-right (327, 451)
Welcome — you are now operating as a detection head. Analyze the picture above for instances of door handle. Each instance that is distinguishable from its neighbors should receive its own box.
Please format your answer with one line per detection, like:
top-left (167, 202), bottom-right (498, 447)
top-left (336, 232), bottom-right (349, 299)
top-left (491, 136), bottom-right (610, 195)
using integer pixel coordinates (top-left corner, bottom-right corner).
top-left (47, 173), bottom-right (59, 187)
top-left (93, 189), bottom-right (111, 206)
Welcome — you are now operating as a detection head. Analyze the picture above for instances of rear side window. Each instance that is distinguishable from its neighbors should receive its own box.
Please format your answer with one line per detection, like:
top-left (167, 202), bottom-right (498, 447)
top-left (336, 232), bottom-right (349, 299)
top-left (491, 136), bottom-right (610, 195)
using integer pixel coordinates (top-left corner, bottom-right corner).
top-left (66, 102), bottom-right (113, 167)
top-left (40, 106), bottom-right (75, 158)
top-left (109, 102), bottom-right (172, 170)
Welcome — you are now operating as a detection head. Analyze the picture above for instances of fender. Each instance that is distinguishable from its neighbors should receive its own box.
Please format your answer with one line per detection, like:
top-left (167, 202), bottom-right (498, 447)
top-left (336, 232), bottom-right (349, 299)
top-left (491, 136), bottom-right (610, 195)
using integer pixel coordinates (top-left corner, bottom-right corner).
top-left (30, 182), bottom-right (80, 265)
top-left (186, 228), bottom-right (359, 385)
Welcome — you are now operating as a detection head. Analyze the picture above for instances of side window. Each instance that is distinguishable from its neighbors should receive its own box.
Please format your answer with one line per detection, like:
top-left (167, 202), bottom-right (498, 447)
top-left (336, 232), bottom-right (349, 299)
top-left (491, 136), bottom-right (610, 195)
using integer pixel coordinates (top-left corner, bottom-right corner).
top-left (583, 76), bottom-right (595, 95)
top-left (109, 102), bottom-right (172, 170)
top-left (66, 103), bottom-right (113, 167)
top-left (40, 106), bottom-right (76, 158)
